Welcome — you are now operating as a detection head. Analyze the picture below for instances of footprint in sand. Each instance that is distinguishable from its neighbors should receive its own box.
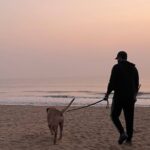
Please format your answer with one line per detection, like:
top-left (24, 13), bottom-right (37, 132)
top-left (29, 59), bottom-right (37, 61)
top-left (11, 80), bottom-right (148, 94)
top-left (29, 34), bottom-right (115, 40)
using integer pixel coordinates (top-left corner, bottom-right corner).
top-left (109, 145), bottom-right (120, 150)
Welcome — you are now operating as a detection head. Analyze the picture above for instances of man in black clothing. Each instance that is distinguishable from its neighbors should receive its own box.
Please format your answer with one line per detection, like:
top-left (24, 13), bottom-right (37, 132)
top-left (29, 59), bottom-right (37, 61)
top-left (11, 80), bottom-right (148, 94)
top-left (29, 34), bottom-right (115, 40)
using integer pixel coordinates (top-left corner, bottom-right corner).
top-left (104, 51), bottom-right (139, 145)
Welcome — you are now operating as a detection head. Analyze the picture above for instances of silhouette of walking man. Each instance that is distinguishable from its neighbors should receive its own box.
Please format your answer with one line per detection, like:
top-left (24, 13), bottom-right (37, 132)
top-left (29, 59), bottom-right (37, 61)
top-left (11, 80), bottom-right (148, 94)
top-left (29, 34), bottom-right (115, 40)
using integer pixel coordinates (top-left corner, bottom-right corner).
top-left (104, 51), bottom-right (139, 144)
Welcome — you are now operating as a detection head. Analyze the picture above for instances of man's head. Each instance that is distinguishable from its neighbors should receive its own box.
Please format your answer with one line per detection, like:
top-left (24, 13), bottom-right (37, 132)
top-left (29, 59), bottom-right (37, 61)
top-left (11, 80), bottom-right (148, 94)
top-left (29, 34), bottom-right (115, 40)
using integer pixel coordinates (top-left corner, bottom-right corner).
top-left (115, 51), bottom-right (127, 62)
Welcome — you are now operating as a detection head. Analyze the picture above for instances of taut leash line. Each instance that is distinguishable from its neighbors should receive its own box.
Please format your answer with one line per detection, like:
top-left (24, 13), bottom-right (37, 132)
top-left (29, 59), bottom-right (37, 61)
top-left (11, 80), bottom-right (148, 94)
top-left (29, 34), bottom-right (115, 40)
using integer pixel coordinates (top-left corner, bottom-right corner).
top-left (67, 99), bottom-right (109, 112)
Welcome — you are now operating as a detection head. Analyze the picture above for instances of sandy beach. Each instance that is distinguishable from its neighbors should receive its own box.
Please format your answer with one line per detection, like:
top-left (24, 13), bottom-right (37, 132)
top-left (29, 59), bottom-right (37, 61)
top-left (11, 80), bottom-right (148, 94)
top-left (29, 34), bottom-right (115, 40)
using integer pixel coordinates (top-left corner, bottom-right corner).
top-left (0, 105), bottom-right (149, 150)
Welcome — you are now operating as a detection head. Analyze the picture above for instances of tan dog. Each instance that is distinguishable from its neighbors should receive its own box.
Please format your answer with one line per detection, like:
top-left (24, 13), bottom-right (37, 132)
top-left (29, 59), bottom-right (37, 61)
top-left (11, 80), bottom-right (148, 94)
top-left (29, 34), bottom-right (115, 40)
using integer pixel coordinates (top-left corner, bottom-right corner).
top-left (46, 97), bottom-right (75, 144)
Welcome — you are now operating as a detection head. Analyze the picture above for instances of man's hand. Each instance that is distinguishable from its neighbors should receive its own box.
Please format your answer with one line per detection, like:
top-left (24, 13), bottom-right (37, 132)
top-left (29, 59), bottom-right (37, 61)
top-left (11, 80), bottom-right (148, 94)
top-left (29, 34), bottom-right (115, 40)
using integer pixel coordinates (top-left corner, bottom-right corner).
top-left (103, 94), bottom-right (109, 109)
top-left (103, 94), bottom-right (109, 101)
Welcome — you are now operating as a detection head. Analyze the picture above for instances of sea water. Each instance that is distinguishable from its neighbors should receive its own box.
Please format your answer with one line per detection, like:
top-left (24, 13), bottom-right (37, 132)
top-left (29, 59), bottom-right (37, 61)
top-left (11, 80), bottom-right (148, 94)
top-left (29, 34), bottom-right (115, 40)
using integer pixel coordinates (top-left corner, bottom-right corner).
top-left (0, 78), bottom-right (149, 107)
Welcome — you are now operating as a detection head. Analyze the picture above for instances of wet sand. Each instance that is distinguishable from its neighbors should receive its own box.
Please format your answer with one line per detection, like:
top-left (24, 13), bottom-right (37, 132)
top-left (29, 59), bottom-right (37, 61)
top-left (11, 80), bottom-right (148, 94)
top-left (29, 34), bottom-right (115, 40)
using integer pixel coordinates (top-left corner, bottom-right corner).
top-left (0, 105), bottom-right (150, 150)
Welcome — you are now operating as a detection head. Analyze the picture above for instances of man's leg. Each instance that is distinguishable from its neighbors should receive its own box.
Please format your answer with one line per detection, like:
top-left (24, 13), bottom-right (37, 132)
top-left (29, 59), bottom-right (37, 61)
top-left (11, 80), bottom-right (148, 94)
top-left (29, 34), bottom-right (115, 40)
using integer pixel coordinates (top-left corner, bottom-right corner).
top-left (123, 102), bottom-right (135, 142)
top-left (111, 100), bottom-right (128, 144)
top-left (111, 100), bottom-right (124, 135)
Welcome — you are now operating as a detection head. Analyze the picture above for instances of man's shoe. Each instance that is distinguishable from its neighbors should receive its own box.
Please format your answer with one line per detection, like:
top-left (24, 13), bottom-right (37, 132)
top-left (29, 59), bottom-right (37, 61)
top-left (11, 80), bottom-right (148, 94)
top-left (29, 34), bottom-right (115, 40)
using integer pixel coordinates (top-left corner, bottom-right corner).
top-left (118, 133), bottom-right (128, 145)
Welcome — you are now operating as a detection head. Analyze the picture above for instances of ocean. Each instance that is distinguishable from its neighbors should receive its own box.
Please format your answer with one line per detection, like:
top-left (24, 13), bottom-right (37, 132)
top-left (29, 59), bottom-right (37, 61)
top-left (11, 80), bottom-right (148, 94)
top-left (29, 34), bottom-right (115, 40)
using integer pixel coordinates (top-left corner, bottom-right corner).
top-left (0, 78), bottom-right (150, 107)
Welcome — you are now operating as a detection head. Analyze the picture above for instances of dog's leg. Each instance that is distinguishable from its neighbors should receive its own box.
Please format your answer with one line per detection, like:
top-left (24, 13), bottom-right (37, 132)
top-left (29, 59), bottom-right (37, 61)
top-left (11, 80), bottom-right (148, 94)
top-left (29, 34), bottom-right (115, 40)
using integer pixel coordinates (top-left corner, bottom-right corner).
top-left (53, 127), bottom-right (58, 144)
top-left (49, 125), bottom-right (54, 135)
top-left (58, 121), bottom-right (63, 140)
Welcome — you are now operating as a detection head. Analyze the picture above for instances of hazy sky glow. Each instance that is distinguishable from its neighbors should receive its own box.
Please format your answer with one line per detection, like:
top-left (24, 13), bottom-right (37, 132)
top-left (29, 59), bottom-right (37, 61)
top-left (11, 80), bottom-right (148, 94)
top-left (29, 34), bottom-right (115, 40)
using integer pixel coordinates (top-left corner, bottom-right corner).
top-left (0, 0), bottom-right (150, 84)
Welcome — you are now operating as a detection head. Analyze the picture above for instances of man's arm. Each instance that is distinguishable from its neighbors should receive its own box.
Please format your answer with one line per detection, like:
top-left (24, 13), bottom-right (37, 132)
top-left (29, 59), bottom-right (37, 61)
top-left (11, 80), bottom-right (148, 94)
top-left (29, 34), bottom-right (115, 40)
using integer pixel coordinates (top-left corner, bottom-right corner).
top-left (104, 65), bottom-right (117, 100)
top-left (134, 67), bottom-right (139, 94)
top-left (134, 67), bottom-right (140, 102)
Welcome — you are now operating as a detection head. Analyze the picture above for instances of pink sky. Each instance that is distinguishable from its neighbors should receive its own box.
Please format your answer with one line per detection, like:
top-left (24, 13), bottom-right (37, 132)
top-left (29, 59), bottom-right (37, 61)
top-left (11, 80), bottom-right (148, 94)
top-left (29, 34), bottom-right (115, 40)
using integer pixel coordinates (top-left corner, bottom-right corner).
top-left (0, 0), bottom-right (150, 84)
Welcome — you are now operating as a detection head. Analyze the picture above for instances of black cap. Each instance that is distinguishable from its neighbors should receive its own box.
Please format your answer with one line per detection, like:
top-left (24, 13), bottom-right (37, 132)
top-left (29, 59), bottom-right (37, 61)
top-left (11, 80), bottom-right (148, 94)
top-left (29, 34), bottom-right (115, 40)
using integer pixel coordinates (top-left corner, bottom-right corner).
top-left (115, 51), bottom-right (127, 60)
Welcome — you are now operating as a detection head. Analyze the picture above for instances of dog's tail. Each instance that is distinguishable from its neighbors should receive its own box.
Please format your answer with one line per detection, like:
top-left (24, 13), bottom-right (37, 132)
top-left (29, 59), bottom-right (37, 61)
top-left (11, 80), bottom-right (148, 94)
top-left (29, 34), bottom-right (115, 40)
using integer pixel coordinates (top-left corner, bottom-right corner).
top-left (61, 97), bottom-right (75, 114)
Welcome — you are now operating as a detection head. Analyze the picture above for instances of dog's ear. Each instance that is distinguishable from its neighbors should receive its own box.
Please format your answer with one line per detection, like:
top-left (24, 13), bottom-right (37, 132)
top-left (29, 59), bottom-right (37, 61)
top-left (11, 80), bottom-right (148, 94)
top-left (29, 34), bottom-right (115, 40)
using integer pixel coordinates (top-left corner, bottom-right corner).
top-left (46, 108), bottom-right (49, 113)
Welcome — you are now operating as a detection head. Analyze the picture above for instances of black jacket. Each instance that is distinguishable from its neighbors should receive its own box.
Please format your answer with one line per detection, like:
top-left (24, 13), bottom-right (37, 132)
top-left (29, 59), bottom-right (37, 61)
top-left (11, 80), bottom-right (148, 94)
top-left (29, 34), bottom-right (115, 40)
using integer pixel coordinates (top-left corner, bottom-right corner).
top-left (107, 61), bottom-right (139, 101)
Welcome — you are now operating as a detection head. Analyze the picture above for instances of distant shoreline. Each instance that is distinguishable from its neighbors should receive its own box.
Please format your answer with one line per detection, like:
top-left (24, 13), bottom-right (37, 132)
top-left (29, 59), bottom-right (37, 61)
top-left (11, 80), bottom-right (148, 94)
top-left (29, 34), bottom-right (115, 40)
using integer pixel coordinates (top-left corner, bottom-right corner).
top-left (0, 103), bottom-right (149, 107)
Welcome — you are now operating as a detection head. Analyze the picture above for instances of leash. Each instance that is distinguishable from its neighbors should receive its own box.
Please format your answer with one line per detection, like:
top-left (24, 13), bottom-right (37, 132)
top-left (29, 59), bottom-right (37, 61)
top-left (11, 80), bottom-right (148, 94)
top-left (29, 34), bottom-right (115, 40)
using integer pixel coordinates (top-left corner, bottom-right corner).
top-left (67, 84), bottom-right (141, 113)
top-left (67, 98), bottom-right (109, 112)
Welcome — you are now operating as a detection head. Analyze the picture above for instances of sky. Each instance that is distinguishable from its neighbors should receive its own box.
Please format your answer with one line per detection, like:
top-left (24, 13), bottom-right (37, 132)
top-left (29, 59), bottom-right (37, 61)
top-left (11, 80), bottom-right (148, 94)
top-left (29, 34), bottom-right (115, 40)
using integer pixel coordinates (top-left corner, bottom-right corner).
top-left (0, 0), bottom-right (150, 84)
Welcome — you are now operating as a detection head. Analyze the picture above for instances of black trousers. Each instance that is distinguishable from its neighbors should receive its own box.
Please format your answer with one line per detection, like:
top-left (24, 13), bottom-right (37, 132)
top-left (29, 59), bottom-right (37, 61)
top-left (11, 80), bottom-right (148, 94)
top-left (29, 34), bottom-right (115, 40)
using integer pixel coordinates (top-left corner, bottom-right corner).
top-left (111, 99), bottom-right (135, 140)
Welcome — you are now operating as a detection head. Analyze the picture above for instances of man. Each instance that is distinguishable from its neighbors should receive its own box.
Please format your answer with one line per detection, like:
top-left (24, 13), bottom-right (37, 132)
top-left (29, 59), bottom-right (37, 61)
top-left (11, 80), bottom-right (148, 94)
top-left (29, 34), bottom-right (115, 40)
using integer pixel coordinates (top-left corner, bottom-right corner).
top-left (104, 51), bottom-right (139, 145)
